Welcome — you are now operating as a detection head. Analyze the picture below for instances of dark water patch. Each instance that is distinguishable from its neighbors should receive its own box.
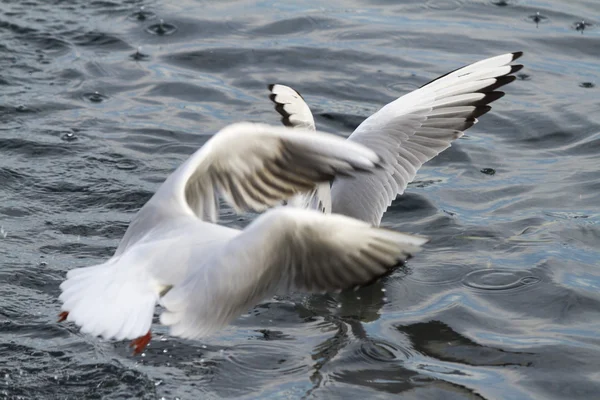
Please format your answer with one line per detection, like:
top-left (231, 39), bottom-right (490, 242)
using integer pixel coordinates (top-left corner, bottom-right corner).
top-left (0, 267), bottom-right (63, 295)
top-left (165, 46), bottom-right (424, 77)
top-left (71, 31), bottom-right (131, 50)
top-left (57, 221), bottom-right (128, 240)
top-left (39, 242), bottom-right (115, 259)
top-left (0, 321), bottom-right (71, 340)
top-left (0, 19), bottom-right (38, 35)
top-left (529, 36), bottom-right (600, 59)
top-left (399, 321), bottom-right (535, 367)
top-left (0, 138), bottom-right (76, 157)
top-left (25, 34), bottom-right (71, 54)
top-left (0, 355), bottom-right (157, 400)
top-left (250, 16), bottom-right (341, 36)
top-left (579, 82), bottom-right (595, 88)
top-left (317, 112), bottom-right (367, 132)
top-left (147, 82), bottom-right (246, 104)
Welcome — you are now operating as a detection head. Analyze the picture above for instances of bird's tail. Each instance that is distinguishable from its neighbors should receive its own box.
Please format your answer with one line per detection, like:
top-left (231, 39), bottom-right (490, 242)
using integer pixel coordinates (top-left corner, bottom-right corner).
top-left (59, 257), bottom-right (159, 341)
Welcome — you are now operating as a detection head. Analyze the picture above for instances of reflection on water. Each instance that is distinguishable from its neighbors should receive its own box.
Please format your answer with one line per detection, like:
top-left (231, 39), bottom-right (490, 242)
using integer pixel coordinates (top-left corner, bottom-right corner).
top-left (1, 0), bottom-right (599, 398)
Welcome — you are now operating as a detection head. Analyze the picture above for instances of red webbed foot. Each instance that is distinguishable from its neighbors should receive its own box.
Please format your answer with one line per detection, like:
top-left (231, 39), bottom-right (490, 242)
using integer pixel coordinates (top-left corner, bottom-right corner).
top-left (129, 331), bottom-right (152, 355)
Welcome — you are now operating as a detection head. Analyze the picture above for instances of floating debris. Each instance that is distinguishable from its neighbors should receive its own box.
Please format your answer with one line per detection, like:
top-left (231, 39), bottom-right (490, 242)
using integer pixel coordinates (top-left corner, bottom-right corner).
top-left (480, 168), bottom-right (496, 176)
top-left (579, 82), bottom-right (595, 88)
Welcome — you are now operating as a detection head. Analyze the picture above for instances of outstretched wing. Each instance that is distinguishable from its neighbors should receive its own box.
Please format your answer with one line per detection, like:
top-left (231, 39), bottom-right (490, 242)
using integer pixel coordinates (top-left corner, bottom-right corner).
top-left (268, 84), bottom-right (315, 129)
top-left (159, 207), bottom-right (428, 339)
top-left (330, 52), bottom-right (524, 226)
top-left (269, 84), bottom-right (332, 213)
top-left (116, 122), bottom-right (381, 253)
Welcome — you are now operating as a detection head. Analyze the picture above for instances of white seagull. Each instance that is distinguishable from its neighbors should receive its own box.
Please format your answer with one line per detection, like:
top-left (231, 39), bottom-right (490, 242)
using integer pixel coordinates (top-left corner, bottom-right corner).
top-left (59, 51), bottom-right (523, 353)
top-left (269, 51), bottom-right (523, 225)
top-left (58, 122), bottom-right (427, 353)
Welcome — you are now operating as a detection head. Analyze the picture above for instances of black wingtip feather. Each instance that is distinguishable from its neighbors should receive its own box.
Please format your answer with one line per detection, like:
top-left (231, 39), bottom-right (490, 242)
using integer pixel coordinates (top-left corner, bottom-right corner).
top-left (474, 91), bottom-right (505, 106)
top-left (272, 100), bottom-right (294, 127)
top-left (471, 105), bottom-right (492, 118)
top-left (512, 51), bottom-right (524, 61)
top-left (267, 84), bottom-right (275, 91)
top-left (509, 64), bottom-right (524, 74)
top-left (463, 117), bottom-right (478, 131)
top-left (479, 75), bottom-right (517, 93)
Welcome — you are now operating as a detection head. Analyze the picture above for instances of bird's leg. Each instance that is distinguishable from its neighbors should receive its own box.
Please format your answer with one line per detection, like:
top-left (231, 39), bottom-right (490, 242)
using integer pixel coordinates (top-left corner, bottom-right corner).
top-left (58, 311), bottom-right (69, 322)
top-left (129, 331), bottom-right (152, 355)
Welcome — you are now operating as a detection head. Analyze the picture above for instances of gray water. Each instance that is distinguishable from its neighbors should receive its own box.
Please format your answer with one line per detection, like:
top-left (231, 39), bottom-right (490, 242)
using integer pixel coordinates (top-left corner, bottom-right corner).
top-left (1, 0), bottom-right (599, 399)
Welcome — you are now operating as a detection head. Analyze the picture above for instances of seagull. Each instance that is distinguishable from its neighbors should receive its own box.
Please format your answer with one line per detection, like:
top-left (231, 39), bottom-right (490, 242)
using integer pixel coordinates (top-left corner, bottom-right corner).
top-left (58, 122), bottom-right (428, 353)
top-left (268, 51), bottom-right (524, 225)
top-left (59, 51), bottom-right (523, 353)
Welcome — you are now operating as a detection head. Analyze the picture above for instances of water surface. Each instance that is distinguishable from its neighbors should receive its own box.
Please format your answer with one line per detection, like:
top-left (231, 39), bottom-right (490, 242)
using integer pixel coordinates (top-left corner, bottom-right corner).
top-left (1, 0), bottom-right (599, 399)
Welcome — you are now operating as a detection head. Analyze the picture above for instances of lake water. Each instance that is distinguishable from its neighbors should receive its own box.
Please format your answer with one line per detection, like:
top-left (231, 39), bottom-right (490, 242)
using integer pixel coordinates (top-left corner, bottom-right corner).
top-left (1, 0), bottom-right (599, 399)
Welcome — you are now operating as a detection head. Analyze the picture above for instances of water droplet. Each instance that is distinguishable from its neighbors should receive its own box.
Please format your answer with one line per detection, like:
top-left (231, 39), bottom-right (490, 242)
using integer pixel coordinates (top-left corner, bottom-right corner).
top-left (130, 46), bottom-right (150, 61)
top-left (61, 131), bottom-right (78, 141)
top-left (154, 379), bottom-right (163, 386)
top-left (462, 269), bottom-right (541, 292)
top-left (162, 349), bottom-right (168, 353)
top-left (83, 91), bottom-right (108, 103)
top-left (201, 344), bottom-right (207, 349)
top-left (574, 20), bottom-right (591, 34)
top-left (0, 227), bottom-right (7, 239)
top-left (579, 82), bottom-right (595, 89)
top-left (160, 336), bottom-right (168, 341)
top-left (200, 358), bottom-right (205, 363)
top-left (146, 19), bottom-right (177, 36)
top-left (128, 5), bottom-right (156, 21)
top-left (39, 261), bottom-right (47, 266)
top-left (528, 12), bottom-right (548, 27)
top-left (381, 288), bottom-right (386, 292)
top-left (356, 296), bottom-right (361, 300)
